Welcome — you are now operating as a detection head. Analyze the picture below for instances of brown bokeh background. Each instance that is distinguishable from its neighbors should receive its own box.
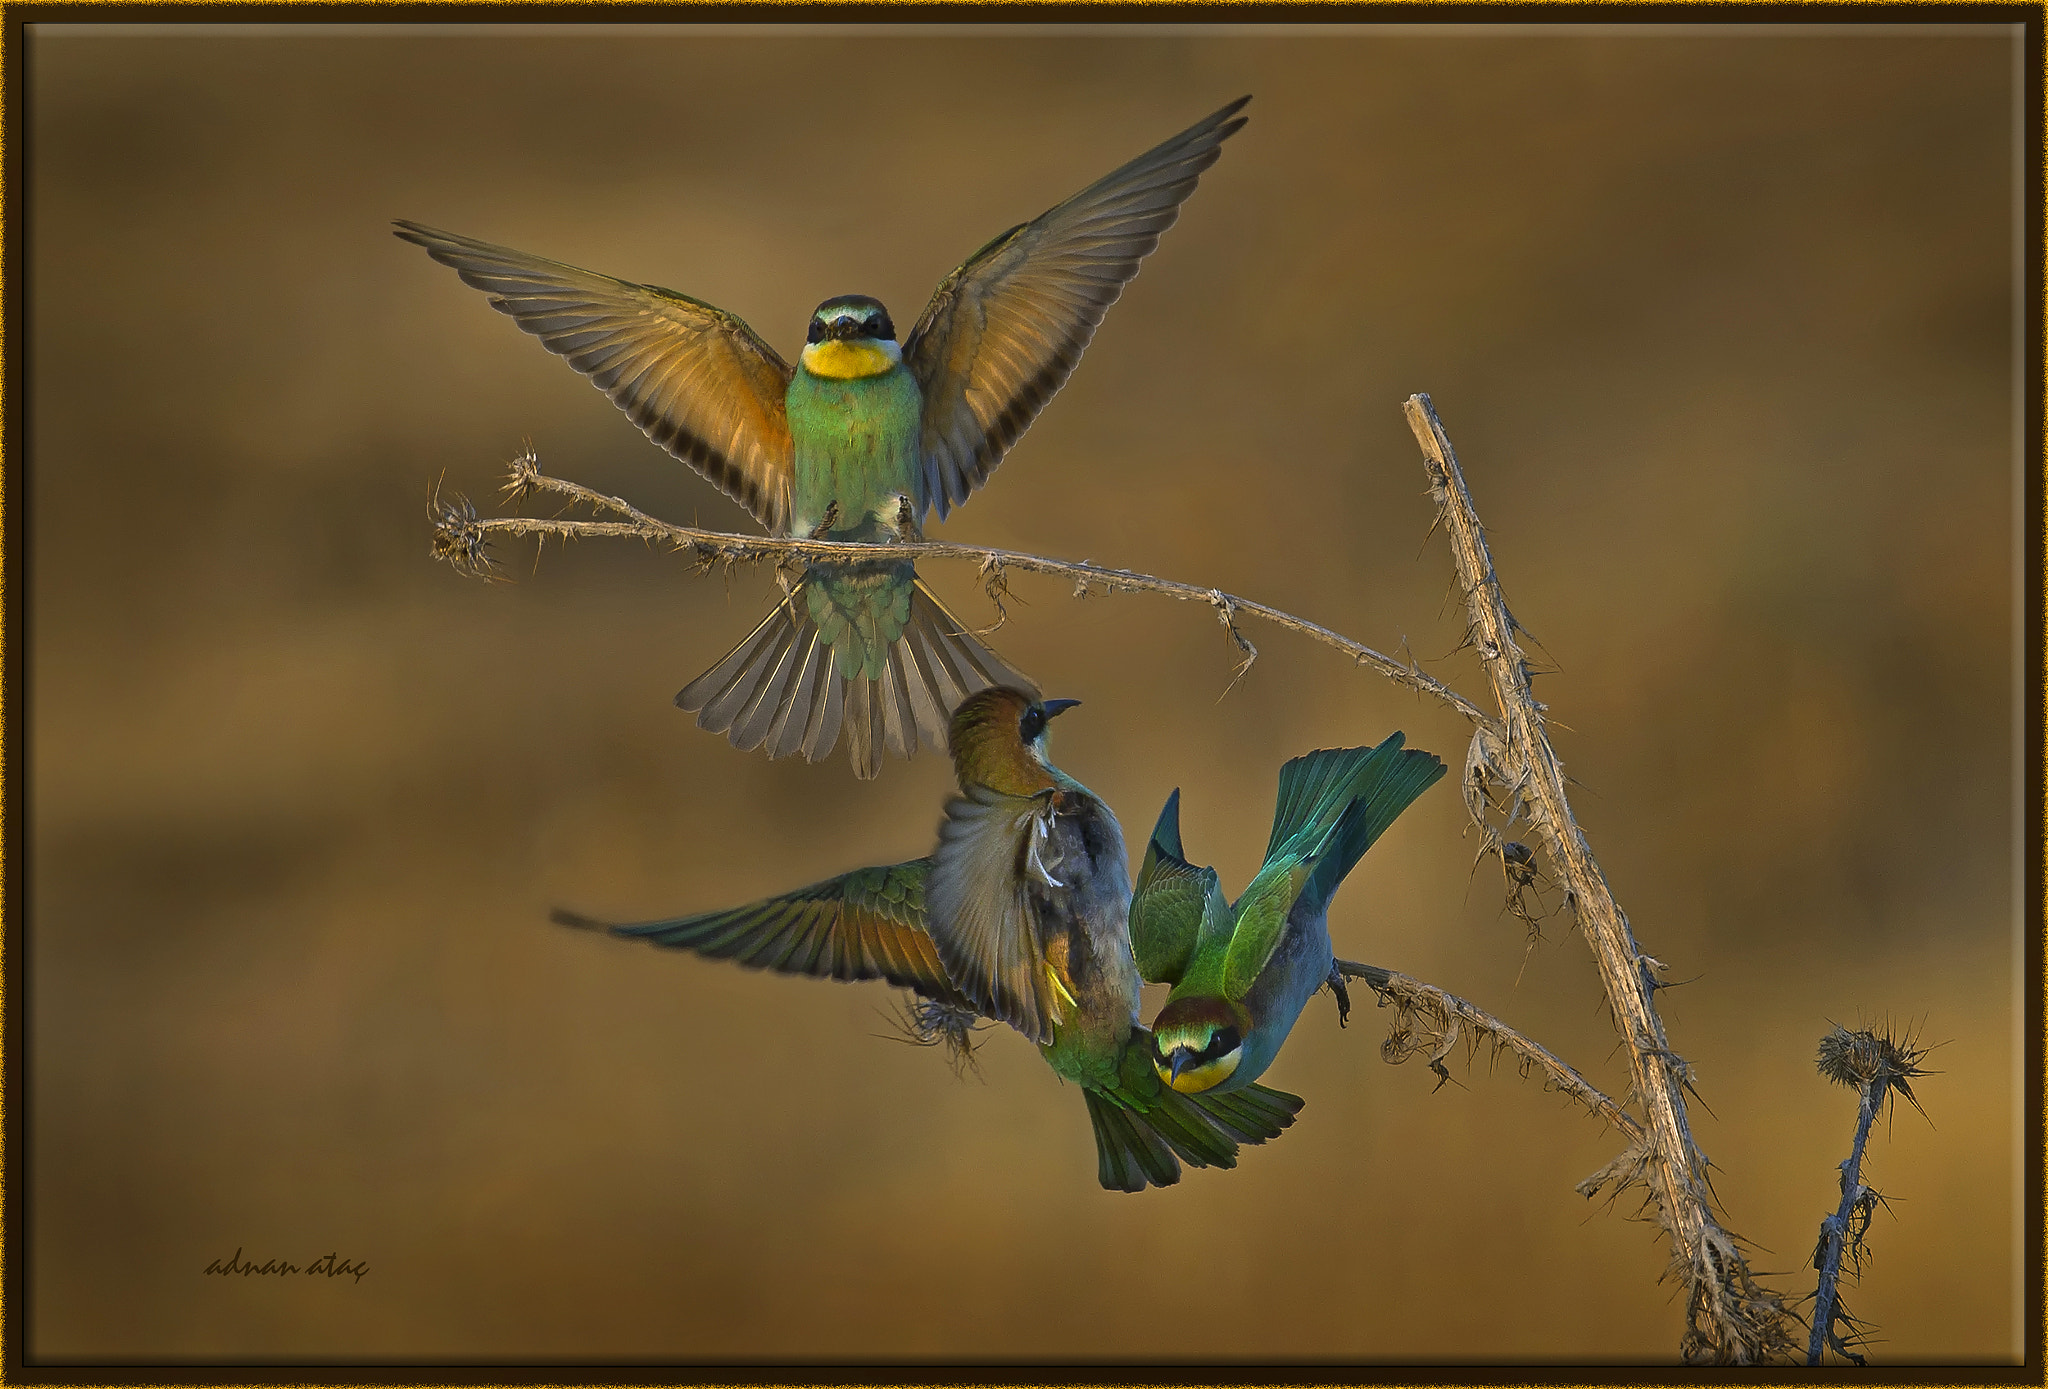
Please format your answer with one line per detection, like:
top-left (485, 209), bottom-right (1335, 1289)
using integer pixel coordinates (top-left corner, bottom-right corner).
top-left (26, 24), bottom-right (2021, 1363)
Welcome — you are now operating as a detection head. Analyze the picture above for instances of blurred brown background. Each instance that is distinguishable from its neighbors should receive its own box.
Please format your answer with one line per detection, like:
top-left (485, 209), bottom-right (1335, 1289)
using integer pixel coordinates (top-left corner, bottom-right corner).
top-left (25, 23), bottom-right (2021, 1364)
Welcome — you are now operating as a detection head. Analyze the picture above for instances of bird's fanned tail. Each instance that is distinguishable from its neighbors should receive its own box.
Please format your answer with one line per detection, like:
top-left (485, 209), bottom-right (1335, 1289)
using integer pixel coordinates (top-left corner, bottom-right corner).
top-left (1305, 742), bottom-right (1448, 911)
top-left (1266, 738), bottom-right (1401, 861)
top-left (1081, 1053), bottom-right (1304, 1193)
top-left (677, 573), bottom-right (1033, 778)
top-left (1187, 1080), bottom-right (1305, 1145)
top-left (1265, 734), bottom-right (1448, 909)
top-left (1084, 1089), bottom-right (1182, 1192)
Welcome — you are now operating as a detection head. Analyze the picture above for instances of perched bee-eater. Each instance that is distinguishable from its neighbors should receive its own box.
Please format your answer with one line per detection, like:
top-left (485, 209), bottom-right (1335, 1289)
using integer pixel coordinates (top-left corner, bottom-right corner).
top-left (396, 96), bottom-right (1250, 778)
top-left (1134, 733), bottom-right (1447, 1095)
top-left (554, 686), bottom-right (1301, 1192)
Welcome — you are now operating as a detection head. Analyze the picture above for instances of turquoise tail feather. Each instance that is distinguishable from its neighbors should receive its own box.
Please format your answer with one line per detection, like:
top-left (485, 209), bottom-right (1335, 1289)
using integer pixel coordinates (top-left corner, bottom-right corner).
top-left (1265, 737), bottom-right (1402, 861)
top-left (1296, 739), bottom-right (1449, 911)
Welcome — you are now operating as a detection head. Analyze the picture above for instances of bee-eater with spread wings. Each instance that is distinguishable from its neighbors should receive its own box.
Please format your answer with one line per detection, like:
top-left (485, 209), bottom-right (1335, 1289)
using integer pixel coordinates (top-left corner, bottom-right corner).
top-left (1132, 733), bottom-right (1447, 1096)
top-left (555, 686), bottom-right (1300, 1191)
top-left (397, 97), bottom-right (1249, 777)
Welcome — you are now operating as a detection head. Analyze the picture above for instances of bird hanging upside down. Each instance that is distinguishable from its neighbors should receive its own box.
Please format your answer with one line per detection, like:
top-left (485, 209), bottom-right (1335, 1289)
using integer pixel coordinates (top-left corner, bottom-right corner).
top-left (556, 686), bottom-right (1302, 1192)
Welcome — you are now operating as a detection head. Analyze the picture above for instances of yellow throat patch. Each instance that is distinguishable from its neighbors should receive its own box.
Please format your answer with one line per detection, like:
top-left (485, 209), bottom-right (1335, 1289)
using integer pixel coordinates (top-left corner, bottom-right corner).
top-left (1158, 1046), bottom-right (1241, 1095)
top-left (801, 339), bottom-right (901, 380)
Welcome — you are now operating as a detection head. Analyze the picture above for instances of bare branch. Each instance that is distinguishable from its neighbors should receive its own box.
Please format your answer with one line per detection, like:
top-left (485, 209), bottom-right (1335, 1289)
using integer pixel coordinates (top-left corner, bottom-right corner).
top-left (1403, 393), bottom-right (1796, 1364)
top-left (438, 447), bottom-right (1495, 727)
top-left (1335, 958), bottom-right (1644, 1142)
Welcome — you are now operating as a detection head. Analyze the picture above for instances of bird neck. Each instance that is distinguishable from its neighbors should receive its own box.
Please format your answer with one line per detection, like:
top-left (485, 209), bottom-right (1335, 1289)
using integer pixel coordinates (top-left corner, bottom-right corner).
top-left (958, 741), bottom-right (1062, 800)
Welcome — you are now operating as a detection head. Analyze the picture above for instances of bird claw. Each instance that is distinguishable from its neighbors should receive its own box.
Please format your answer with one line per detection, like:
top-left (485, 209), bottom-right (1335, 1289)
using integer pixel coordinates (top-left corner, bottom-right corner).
top-left (1026, 807), bottom-right (1065, 888)
top-left (893, 493), bottom-right (923, 542)
top-left (1327, 966), bottom-right (1352, 1028)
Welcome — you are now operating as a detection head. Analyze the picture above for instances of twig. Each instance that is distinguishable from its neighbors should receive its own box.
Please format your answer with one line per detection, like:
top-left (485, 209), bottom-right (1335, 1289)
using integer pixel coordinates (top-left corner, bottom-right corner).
top-left (1807, 1024), bottom-right (1934, 1365)
top-left (1403, 394), bottom-right (1795, 1364)
top-left (436, 447), bottom-right (1494, 727)
top-left (1335, 958), bottom-right (1644, 1142)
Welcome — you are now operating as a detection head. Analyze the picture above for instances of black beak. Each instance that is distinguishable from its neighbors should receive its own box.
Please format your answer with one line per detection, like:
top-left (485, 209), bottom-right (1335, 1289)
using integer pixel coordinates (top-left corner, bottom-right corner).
top-left (1167, 1048), bottom-right (1191, 1083)
top-left (828, 315), bottom-right (860, 340)
top-left (1042, 698), bottom-right (1082, 720)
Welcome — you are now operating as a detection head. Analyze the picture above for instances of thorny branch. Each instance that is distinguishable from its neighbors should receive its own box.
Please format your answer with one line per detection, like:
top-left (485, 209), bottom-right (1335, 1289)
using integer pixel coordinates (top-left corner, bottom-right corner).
top-left (429, 446), bottom-right (1493, 727)
top-left (1404, 394), bottom-right (1795, 1364)
top-left (1335, 958), bottom-right (1644, 1143)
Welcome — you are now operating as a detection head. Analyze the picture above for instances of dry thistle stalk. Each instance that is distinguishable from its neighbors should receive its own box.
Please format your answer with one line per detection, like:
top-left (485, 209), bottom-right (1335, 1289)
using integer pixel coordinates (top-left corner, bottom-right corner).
top-left (1404, 393), bottom-right (1796, 1363)
top-left (1807, 1022), bottom-right (1934, 1365)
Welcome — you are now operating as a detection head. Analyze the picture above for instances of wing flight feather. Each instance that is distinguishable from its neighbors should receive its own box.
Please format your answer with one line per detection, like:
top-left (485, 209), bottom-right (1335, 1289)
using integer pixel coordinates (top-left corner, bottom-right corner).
top-left (395, 221), bottom-right (797, 533)
top-left (902, 97), bottom-right (1251, 520)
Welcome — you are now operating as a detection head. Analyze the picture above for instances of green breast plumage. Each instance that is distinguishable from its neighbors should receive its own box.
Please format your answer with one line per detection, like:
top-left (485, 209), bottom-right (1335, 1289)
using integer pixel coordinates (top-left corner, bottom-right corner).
top-left (785, 364), bottom-right (925, 541)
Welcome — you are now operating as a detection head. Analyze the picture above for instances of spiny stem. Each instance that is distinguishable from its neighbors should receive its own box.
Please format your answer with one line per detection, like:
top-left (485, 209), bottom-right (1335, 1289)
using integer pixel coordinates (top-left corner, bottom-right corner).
top-left (1805, 1024), bottom-right (1931, 1364)
top-left (1335, 958), bottom-right (1644, 1142)
top-left (1403, 393), bottom-right (1792, 1364)
top-left (446, 448), bottom-right (1496, 728)
top-left (1808, 1081), bottom-right (1880, 1365)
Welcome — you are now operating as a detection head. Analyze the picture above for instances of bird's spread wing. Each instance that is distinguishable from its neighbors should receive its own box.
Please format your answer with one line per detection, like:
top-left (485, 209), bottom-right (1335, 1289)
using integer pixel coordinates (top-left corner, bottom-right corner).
top-left (552, 858), bottom-right (969, 1006)
top-left (902, 96), bottom-right (1250, 520)
top-left (1129, 789), bottom-right (1215, 986)
top-left (395, 221), bottom-right (797, 532)
top-left (925, 783), bottom-right (1065, 1045)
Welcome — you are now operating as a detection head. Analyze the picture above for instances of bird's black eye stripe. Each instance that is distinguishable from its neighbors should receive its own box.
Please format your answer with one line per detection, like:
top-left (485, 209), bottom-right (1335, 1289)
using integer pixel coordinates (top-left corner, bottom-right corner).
top-left (1020, 707), bottom-right (1046, 742)
top-left (870, 314), bottom-right (894, 340)
top-left (1207, 1028), bottom-right (1241, 1060)
top-left (807, 318), bottom-right (827, 344)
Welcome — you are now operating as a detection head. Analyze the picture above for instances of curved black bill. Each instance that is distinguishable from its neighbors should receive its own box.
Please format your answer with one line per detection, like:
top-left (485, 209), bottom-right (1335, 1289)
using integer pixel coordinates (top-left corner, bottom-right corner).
top-left (1042, 698), bottom-right (1082, 719)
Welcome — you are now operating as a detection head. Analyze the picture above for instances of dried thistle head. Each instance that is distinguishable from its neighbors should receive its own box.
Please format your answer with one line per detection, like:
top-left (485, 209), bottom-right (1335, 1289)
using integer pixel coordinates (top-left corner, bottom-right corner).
top-left (1817, 1022), bottom-right (1934, 1116)
top-left (429, 480), bottom-right (497, 580)
top-left (500, 442), bottom-right (544, 505)
top-left (882, 993), bottom-right (988, 1079)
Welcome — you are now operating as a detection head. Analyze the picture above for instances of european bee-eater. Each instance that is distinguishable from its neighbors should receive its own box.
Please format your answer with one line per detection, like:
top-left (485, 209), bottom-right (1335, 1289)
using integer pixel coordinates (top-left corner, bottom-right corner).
top-left (1134, 733), bottom-right (1447, 1095)
top-left (922, 687), bottom-right (1300, 1189)
top-left (396, 96), bottom-right (1250, 778)
top-left (554, 686), bottom-right (1301, 1191)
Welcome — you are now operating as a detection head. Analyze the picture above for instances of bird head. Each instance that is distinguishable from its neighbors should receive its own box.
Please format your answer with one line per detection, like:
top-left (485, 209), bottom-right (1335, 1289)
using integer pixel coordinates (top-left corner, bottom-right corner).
top-left (947, 687), bottom-right (1082, 796)
top-left (801, 296), bottom-right (902, 379)
top-left (1151, 994), bottom-right (1252, 1094)
top-left (806, 295), bottom-right (897, 343)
